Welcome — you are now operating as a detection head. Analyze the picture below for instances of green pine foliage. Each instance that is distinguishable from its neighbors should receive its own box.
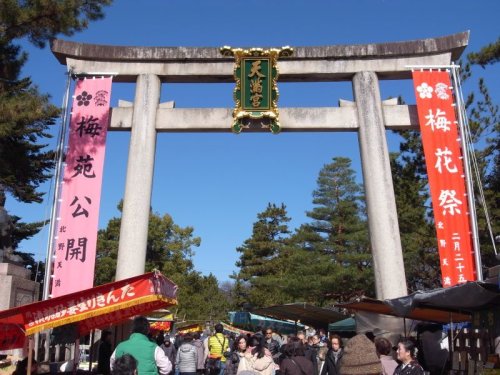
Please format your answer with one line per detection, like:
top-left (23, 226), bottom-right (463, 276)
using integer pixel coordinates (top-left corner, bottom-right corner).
top-left (232, 158), bottom-right (375, 308)
top-left (467, 38), bottom-right (500, 67)
top-left (304, 157), bottom-right (374, 301)
top-left (1, 0), bottom-right (112, 48)
top-left (1, 0), bottom-right (113, 205)
top-left (234, 203), bottom-right (292, 308)
top-left (465, 41), bottom-right (500, 269)
top-left (0, 78), bottom-right (58, 203)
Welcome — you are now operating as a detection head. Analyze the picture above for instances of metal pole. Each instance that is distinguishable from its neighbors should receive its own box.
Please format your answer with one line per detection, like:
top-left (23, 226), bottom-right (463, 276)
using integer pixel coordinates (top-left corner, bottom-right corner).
top-left (27, 337), bottom-right (34, 375)
top-left (42, 69), bottom-right (73, 300)
top-left (450, 67), bottom-right (483, 281)
top-left (88, 329), bottom-right (95, 372)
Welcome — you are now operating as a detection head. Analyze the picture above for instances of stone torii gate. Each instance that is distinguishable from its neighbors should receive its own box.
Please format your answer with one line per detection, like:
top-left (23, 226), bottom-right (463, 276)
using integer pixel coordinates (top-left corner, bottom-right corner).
top-left (51, 31), bottom-right (469, 300)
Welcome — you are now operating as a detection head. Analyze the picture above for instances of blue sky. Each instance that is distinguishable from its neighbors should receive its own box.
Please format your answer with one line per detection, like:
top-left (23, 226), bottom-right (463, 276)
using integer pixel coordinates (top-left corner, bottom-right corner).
top-left (8, 0), bottom-right (500, 282)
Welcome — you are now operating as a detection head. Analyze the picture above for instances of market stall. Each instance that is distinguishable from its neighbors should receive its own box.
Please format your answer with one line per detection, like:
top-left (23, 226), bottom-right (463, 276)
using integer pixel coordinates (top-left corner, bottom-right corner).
top-left (0, 271), bottom-right (178, 351)
top-left (338, 281), bottom-right (500, 373)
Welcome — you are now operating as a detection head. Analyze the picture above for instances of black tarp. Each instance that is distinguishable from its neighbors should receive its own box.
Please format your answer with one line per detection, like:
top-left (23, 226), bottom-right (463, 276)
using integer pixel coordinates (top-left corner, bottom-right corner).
top-left (338, 281), bottom-right (499, 325)
top-left (385, 281), bottom-right (500, 316)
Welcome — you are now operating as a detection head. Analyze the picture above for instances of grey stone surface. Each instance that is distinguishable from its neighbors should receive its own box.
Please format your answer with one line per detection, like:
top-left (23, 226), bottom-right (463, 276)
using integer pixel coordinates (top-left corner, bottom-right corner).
top-left (51, 31), bottom-right (468, 63)
top-left (51, 32), bottom-right (469, 82)
top-left (0, 262), bottom-right (31, 278)
top-left (63, 54), bottom-right (452, 83)
top-left (353, 72), bottom-right (408, 299)
top-left (0, 263), bottom-right (39, 310)
top-left (109, 105), bottom-right (419, 132)
top-left (115, 74), bottom-right (161, 281)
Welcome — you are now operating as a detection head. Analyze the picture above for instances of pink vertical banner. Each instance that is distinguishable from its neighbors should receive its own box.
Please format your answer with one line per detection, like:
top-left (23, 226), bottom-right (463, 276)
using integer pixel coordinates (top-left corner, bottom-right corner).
top-left (412, 70), bottom-right (476, 287)
top-left (51, 77), bottom-right (112, 297)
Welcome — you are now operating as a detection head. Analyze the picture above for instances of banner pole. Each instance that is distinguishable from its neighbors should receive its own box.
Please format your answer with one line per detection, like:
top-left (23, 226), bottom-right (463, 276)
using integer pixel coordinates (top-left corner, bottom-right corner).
top-left (450, 66), bottom-right (483, 281)
top-left (42, 69), bottom-right (73, 300)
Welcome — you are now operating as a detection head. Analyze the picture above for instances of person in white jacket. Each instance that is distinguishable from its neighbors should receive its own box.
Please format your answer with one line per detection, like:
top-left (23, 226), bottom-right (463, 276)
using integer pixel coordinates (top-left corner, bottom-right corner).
top-left (176, 333), bottom-right (198, 375)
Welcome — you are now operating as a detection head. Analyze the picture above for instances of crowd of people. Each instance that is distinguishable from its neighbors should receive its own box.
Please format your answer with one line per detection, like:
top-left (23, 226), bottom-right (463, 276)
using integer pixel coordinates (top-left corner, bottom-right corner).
top-left (97, 316), bottom-right (425, 375)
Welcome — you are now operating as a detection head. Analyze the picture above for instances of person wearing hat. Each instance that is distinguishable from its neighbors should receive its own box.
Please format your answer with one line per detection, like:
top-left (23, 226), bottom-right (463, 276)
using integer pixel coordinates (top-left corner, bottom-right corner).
top-left (339, 334), bottom-right (382, 375)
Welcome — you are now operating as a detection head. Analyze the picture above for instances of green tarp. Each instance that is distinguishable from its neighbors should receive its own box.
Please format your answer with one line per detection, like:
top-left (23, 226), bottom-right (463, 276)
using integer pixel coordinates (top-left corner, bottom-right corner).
top-left (328, 317), bottom-right (356, 332)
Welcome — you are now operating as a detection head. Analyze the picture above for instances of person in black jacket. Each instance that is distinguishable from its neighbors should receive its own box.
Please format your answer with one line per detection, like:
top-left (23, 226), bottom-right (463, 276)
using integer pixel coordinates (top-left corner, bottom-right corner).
top-left (160, 335), bottom-right (177, 375)
top-left (97, 330), bottom-right (113, 375)
top-left (263, 328), bottom-right (281, 362)
top-left (320, 334), bottom-right (343, 375)
top-left (280, 337), bottom-right (314, 375)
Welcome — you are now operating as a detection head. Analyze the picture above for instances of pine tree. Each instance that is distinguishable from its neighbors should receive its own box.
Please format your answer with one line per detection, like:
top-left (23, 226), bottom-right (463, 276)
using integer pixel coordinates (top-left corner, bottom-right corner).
top-left (278, 226), bottom-right (340, 305)
top-left (465, 42), bottom-right (500, 269)
top-left (225, 274), bottom-right (250, 311)
top-left (303, 157), bottom-right (374, 301)
top-left (467, 38), bottom-right (500, 67)
top-left (234, 203), bottom-right (291, 308)
top-left (306, 157), bottom-right (367, 254)
top-left (177, 273), bottom-right (230, 322)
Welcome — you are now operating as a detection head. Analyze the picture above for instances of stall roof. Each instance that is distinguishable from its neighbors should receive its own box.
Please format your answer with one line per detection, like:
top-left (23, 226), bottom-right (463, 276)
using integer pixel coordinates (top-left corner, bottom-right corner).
top-left (337, 298), bottom-right (471, 324)
top-left (385, 281), bottom-right (500, 316)
top-left (328, 317), bottom-right (356, 332)
top-left (337, 281), bottom-right (500, 324)
top-left (252, 302), bottom-right (346, 328)
top-left (0, 271), bottom-right (177, 349)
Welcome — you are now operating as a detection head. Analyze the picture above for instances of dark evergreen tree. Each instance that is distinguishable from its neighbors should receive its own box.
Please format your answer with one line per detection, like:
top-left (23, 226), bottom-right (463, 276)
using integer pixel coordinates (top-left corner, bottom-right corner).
top-left (177, 273), bottom-right (230, 322)
top-left (467, 38), bottom-right (500, 67)
top-left (277, 225), bottom-right (340, 305)
top-left (225, 275), bottom-right (250, 311)
top-left (306, 157), bottom-right (367, 254)
top-left (234, 203), bottom-right (291, 308)
top-left (465, 42), bottom-right (500, 269)
top-left (303, 157), bottom-right (374, 301)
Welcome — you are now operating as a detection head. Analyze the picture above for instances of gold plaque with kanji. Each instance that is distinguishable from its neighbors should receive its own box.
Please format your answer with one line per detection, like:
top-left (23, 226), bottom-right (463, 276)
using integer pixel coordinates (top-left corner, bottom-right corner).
top-left (221, 46), bottom-right (293, 134)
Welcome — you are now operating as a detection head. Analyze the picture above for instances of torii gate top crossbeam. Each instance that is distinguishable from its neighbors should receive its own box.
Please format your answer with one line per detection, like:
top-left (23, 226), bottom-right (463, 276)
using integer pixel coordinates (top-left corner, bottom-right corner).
top-left (51, 31), bottom-right (469, 82)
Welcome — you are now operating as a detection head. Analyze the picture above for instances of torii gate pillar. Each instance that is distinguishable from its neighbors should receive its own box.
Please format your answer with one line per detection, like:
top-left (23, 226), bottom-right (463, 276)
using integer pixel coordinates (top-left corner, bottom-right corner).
top-left (116, 74), bottom-right (160, 280)
top-left (354, 72), bottom-right (407, 298)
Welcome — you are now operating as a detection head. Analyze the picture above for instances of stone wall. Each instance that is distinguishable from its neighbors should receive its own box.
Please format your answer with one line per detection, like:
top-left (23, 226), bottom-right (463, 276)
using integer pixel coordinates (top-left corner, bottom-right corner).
top-left (0, 263), bottom-right (39, 310)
